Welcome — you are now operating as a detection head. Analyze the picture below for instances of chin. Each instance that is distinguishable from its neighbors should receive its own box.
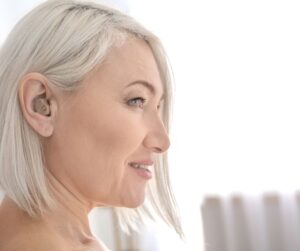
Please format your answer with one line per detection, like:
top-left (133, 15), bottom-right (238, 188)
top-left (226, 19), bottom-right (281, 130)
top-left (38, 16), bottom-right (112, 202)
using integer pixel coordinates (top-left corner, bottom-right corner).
top-left (122, 195), bottom-right (146, 208)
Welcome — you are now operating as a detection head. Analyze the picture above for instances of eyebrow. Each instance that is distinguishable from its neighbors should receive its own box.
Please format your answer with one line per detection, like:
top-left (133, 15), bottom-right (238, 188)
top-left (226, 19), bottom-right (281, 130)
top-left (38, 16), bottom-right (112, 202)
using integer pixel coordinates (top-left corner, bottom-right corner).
top-left (126, 80), bottom-right (165, 102)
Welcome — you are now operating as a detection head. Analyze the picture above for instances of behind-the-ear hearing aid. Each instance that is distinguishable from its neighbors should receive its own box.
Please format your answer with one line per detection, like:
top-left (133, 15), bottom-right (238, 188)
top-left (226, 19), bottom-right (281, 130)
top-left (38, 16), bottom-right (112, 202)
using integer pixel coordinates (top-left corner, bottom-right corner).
top-left (33, 97), bottom-right (51, 116)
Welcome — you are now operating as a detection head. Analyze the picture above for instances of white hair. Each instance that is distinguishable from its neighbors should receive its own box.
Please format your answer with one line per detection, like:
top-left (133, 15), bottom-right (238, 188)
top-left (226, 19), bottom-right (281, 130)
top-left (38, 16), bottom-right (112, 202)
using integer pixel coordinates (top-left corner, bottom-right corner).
top-left (0, 0), bottom-right (183, 238)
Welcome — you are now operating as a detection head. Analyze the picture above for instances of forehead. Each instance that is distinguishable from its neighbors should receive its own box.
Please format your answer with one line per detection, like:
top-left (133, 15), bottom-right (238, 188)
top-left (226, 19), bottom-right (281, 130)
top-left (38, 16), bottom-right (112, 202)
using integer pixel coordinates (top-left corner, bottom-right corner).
top-left (87, 37), bottom-right (164, 96)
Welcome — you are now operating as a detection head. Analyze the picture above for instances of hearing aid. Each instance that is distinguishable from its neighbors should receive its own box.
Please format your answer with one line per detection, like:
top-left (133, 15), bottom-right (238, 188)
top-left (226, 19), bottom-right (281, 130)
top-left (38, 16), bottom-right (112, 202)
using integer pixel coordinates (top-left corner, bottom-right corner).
top-left (33, 97), bottom-right (51, 116)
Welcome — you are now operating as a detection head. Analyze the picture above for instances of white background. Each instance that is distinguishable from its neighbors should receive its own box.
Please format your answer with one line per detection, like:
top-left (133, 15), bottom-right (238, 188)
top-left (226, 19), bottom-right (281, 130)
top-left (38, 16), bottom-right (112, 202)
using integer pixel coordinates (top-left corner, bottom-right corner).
top-left (1, 0), bottom-right (300, 250)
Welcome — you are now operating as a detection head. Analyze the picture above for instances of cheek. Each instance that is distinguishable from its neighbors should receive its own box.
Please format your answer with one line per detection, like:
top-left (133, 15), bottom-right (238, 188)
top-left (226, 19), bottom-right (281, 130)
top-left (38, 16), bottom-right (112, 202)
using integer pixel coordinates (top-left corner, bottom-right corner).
top-left (90, 110), bottom-right (143, 158)
top-left (53, 102), bottom-right (146, 204)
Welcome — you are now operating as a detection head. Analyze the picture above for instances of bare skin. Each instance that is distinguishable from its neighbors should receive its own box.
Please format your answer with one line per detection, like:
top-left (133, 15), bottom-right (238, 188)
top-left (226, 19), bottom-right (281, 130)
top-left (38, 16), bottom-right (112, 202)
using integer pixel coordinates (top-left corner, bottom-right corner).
top-left (0, 37), bottom-right (169, 250)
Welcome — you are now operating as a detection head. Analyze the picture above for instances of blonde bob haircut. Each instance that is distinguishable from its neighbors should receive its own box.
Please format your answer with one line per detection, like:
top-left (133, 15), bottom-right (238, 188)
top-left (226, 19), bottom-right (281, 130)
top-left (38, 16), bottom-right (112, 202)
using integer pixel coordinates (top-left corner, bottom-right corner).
top-left (0, 0), bottom-right (183, 238)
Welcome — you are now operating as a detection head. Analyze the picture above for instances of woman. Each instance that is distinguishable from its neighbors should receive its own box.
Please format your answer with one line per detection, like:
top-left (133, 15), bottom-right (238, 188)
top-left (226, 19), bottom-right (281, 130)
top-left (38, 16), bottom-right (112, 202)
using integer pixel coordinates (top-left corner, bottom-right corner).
top-left (0, 1), bottom-right (183, 250)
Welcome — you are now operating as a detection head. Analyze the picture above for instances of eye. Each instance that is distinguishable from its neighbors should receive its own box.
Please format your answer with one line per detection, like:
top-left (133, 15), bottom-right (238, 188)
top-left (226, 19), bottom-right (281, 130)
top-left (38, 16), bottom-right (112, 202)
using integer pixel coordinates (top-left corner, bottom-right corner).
top-left (127, 97), bottom-right (147, 108)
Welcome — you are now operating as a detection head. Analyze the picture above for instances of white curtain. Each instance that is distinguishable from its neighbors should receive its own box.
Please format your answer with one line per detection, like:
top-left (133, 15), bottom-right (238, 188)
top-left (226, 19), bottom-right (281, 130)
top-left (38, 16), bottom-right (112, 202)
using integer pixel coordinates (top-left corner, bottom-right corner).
top-left (201, 192), bottom-right (300, 251)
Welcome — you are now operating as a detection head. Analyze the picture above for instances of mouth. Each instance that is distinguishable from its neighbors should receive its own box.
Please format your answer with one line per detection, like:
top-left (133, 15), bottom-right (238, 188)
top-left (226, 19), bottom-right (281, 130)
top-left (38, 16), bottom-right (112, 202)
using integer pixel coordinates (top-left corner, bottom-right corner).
top-left (128, 162), bottom-right (153, 179)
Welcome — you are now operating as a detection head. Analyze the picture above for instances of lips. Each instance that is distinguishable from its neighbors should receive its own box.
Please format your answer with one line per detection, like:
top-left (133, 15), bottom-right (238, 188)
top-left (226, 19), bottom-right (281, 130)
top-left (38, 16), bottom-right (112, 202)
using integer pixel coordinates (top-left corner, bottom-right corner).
top-left (128, 161), bottom-right (153, 179)
top-left (129, 160), bottom-right (154, 166)
top-left (129, 162), bottom-right (151, 170)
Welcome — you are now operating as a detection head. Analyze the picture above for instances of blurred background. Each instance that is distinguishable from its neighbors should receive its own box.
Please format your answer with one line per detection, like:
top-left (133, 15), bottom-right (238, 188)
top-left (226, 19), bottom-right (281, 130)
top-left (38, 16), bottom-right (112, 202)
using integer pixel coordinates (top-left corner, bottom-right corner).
top-left (1, 0), bottom-right (300, 250)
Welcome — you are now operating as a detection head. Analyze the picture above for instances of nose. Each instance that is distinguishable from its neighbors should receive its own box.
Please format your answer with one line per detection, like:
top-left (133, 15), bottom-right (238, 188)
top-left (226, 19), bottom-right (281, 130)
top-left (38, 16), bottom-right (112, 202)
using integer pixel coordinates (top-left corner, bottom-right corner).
top-left (143, 116), bottom-right (170, 154)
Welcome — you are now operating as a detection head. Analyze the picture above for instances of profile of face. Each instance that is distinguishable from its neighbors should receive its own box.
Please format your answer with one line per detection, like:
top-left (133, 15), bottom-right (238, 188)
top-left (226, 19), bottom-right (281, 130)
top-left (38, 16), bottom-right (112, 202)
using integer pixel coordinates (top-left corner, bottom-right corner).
top-left (42, 38), bottom-right (170, 208)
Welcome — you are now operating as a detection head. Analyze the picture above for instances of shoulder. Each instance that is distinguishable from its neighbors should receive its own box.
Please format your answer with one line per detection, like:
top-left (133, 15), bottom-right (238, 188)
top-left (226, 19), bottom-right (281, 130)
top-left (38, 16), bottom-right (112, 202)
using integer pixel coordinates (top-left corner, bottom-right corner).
top-left (0, 200), bottom-right (67, 250)
top-left (1, 237), bottom-right (66, 251)
top-left (0, 230), bottom-right (67, 251)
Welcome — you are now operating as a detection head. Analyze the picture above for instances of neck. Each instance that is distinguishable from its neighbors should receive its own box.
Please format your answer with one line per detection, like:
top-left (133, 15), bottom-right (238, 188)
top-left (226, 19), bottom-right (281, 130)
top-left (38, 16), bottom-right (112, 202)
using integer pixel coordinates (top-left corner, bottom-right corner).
top-left (0, 172), bottom-right (109, 250)
top-left (43, 169), bottom-right (96, 244)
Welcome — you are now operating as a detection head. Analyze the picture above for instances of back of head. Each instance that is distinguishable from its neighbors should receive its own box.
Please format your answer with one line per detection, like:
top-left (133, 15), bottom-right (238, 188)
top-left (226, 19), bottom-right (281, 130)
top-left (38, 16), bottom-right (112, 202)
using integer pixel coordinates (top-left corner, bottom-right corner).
top-left (0, 0), bottom-right (182, 238)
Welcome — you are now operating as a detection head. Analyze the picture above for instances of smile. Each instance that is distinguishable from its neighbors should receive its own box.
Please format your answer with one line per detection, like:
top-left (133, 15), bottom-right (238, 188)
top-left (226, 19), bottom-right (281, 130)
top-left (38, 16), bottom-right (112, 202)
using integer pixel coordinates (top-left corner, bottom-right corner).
top-left (129, 163), bottom-right (153, 179)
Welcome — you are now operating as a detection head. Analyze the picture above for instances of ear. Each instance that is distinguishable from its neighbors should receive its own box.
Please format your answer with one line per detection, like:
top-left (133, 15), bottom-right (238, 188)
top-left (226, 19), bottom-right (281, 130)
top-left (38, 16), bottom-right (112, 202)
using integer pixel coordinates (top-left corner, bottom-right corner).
top-left (18, 73), bottom-right (58, 137)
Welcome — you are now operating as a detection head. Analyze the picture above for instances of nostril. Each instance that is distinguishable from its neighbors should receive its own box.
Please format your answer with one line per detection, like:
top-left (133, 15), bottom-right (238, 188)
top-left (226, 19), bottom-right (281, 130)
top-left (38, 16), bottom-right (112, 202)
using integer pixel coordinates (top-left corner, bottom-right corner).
top-left (153, 147), bottom-right (163, 153)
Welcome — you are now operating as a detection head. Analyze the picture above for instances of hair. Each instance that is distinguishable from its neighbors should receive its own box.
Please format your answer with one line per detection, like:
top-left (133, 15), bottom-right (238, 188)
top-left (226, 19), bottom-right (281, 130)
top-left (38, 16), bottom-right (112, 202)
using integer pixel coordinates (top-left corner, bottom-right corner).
top-left (0, 0), bottom-right (183, 238)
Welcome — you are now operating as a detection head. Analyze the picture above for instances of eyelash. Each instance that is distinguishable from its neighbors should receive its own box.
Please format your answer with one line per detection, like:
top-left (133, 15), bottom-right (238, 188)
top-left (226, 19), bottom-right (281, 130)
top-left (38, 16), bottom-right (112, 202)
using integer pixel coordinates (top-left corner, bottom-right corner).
top-left (127, 97), bottom-right (146, 108)
top-left (127, 97), bottom-right (161, 110)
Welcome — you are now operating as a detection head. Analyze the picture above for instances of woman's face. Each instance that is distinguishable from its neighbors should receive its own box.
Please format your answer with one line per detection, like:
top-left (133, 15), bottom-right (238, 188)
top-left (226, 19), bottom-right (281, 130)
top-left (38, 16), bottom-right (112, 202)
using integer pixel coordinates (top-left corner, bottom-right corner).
top-left (44, 38), bottom-right (170, 208)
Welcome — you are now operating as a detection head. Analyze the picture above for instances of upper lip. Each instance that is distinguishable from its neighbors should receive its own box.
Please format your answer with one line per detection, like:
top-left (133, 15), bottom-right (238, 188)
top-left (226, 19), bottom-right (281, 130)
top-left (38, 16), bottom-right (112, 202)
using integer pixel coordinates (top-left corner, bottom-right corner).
top-left (129, 160), bottom-right (154, 166)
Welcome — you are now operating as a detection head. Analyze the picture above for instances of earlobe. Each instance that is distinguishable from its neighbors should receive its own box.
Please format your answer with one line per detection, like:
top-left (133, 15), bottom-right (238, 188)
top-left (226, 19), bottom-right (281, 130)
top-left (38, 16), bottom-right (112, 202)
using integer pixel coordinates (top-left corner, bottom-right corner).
top-left (18, 73), bottom-right (57, 138)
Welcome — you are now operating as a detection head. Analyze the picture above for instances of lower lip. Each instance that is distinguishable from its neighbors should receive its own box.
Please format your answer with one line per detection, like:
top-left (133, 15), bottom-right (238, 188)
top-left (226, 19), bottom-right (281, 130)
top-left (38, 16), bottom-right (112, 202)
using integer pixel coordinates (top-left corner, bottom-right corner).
top-left (129, 165), bottom-right (152, 179)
